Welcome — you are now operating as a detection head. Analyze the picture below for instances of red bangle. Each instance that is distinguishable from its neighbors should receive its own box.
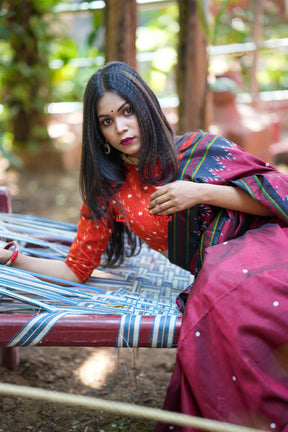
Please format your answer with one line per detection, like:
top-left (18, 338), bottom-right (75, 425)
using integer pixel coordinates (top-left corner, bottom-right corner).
top-left (4, 241), bottom-right (19, 266)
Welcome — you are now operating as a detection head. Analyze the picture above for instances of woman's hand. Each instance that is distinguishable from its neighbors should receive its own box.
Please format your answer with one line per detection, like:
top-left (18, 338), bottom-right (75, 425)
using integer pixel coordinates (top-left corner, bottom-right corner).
top-left (0, 248), bottom-right (14, 265)
top-left (148, 180), bottom-right (274, 217)
top-left (148, 181), bottom-right (202, 216)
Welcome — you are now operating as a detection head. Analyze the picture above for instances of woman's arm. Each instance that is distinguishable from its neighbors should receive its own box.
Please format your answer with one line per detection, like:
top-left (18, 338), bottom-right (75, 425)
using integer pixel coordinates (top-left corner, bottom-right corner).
top-left (148, 180), bottom-right (274, 217)
top-left (0, 201), bottom-right (114, 284)
top-left (0, 249), bottom-right (82, 283)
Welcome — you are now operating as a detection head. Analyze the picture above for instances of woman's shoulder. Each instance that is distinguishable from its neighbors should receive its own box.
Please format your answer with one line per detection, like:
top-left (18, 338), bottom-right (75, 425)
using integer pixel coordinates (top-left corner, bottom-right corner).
top-left (174, 131), bottom-right (237, 154)
top-left (174, 131), bottom-right (206, 152)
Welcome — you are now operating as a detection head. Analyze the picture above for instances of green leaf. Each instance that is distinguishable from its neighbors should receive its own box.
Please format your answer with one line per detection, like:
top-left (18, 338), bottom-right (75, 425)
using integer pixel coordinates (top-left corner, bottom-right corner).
top-left (212, 0), bottom-right (232, 44)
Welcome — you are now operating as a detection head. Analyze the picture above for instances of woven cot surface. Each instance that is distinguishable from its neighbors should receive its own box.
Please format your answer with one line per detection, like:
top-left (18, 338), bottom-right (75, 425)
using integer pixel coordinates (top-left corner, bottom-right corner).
top-left (0, 213), bottom-right (192, 347)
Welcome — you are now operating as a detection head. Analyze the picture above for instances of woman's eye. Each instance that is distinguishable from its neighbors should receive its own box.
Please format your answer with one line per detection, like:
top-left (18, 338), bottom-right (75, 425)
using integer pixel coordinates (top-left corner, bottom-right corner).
top-left (102, 118), bottom-right (111, 126)
top-left (124, 106), bottom-right (133, 115)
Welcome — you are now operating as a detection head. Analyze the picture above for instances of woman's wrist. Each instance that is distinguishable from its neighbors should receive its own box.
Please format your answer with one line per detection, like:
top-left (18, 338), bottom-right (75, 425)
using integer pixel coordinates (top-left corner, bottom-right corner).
top-left (2, 241), bottom-right (20, 266)
top-left (196, 183), bottom-right (213, 206)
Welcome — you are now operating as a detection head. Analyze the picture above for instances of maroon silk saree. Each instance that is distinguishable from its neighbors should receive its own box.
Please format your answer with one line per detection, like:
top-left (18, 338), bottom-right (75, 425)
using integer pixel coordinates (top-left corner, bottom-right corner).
top-left (157, 132), bottom-right (288, 431)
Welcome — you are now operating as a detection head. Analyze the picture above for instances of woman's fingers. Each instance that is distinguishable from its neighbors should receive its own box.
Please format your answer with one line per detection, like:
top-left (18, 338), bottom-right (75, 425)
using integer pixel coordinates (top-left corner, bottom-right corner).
top-left (148, 181), bottom-right (197, 215)
top-left (148, 187), bottom-right (169, 210)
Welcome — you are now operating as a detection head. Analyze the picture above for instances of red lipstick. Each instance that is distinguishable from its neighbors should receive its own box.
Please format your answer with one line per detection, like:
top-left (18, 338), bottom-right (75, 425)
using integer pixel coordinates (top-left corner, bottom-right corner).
top-left (120, 137), bottom-right (134, 146)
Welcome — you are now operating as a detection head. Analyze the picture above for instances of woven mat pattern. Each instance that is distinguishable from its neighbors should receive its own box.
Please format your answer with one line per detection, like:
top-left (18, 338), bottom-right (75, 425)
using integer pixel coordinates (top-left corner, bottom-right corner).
top-left (0, 213), bottom-right (192, 347)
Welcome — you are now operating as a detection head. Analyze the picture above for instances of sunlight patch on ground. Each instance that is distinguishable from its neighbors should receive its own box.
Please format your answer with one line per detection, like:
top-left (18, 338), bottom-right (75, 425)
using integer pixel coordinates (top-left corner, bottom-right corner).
top-left (75, 349), bottom-right (116, 389)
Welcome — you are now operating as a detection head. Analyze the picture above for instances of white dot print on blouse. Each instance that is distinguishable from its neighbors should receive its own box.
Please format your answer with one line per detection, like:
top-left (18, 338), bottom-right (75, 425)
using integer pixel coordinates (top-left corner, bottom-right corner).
top-left (270, 424), bottom-right (276, 430)
top-left (232, 376), bottom-right (237, 381)
top-left (195, 331), bottom-right (200, 337)
top-left (242, 269), bottom-right (248, 273)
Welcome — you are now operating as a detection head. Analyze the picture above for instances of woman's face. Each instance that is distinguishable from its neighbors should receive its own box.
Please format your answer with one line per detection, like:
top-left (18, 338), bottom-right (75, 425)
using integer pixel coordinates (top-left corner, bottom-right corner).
top-left (97, 91), bottom-right (141, 157)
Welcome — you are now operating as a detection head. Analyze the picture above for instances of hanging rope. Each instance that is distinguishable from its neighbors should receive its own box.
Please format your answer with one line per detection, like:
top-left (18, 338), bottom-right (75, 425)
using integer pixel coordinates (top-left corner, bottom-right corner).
top-left (0, 383), bottom-right (265, 432)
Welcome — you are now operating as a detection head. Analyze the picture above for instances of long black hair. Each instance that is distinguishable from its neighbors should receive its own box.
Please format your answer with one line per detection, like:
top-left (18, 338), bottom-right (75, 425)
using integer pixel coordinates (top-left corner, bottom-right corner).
top-left (80, 61), bottom-right (179, 266)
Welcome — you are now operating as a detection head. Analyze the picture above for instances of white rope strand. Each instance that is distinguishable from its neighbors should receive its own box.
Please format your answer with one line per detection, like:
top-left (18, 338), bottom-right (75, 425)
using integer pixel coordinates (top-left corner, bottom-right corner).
top-left (0, 383), bottom-right (266, 432)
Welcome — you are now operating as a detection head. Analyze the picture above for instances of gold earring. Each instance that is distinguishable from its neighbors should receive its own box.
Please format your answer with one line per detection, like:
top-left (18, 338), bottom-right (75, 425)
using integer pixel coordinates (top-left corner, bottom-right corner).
top-left (104, 142), bottom-right (111, 155)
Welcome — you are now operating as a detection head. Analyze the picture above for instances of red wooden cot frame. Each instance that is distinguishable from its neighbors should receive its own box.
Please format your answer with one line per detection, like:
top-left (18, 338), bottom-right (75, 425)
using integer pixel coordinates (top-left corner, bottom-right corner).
top-left (0, 187), bottom-right (181, 370)
top-left (0, 314), bottom-right (182, 348)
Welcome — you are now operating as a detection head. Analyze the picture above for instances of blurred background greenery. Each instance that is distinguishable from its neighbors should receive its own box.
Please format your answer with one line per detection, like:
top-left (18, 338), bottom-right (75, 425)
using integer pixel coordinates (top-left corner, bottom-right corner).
top-left (0, 0), bottom-right (288, 165)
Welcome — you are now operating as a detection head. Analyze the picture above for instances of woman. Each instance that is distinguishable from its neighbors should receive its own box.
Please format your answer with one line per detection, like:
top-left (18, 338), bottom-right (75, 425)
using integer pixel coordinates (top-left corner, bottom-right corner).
top-left (1, 62), bottom-right (288, 430)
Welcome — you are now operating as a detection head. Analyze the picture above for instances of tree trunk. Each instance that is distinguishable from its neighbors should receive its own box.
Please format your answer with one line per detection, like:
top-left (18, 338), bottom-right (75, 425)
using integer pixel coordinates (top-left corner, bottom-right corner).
top-left (104, 0), bottom-right (137, 70)
top-left (176, 0), bottom-right (208, 134)
top-left (2, 0), bottom-right (52, 152)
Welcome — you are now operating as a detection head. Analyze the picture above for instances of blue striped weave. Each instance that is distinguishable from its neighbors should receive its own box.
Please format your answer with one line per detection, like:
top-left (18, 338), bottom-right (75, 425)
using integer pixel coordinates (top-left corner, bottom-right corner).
top-left (0, 213), bottom-right (193, 347)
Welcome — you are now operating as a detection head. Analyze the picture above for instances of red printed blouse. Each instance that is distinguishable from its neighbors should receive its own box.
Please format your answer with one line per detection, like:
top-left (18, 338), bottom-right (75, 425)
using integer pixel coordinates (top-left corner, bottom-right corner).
top-left (65, 163), bottom-right (169, 282)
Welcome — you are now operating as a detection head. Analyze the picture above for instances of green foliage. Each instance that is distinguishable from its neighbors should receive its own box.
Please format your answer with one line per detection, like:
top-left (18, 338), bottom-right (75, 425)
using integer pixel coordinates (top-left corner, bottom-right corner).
top-left (0, 130), bottom-right (23, 168)
top-left (137, 3), bottom-right (178, 98)
top-left (258, 50), bottom-right (288, 91)
top-left (1, 0), bottom-right (287, 161)
top-left (50, 40), bottom-right (85, 102)
top-left (197, 0), bottom-right (247, 45)
top-left (0, 0), bottom-right (105, 161)
top-left (197, 0), bottom-right (288, 93)
top-left (0, 0), bottom-right (64, 152)
top-left (49, 6), bottom-right (104, 103)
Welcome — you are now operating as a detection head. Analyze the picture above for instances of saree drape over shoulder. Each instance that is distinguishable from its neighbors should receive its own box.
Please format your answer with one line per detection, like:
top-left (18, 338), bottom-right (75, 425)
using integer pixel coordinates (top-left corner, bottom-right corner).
top-left (157, 132), bottom-right (288, 432)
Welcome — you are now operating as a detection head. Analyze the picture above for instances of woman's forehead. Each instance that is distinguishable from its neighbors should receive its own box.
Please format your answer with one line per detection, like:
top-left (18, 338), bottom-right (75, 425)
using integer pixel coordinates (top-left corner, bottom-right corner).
top-left (97, 92), bottom-right (127, 114)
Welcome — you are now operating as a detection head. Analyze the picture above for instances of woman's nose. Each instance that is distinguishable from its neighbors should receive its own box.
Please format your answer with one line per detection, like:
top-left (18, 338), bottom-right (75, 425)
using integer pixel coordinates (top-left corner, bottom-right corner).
top-left (115, 117), bottom-right (128, 134)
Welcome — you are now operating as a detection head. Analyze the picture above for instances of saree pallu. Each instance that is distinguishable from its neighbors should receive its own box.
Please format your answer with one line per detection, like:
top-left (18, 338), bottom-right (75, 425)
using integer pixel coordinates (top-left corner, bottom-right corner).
top-left (157, 132), bottom-right (288, 431)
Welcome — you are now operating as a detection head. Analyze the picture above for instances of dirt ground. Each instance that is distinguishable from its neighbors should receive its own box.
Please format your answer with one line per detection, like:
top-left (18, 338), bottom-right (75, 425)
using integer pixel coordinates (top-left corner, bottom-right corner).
top-left (0, 165), bottom-right (177, 432)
